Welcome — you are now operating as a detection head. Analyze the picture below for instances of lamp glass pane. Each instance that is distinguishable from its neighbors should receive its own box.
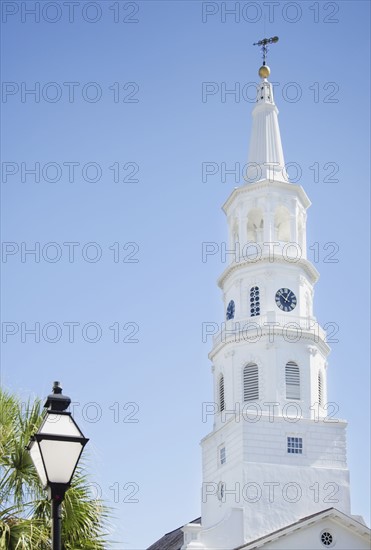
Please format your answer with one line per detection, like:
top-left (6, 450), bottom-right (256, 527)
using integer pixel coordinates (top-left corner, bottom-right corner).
top-left (39, 439), bottom-right (83, 484)
top-left (29, 440), bottom-right (47, 486)
top-left (40, 413), bottom-right (83, 437)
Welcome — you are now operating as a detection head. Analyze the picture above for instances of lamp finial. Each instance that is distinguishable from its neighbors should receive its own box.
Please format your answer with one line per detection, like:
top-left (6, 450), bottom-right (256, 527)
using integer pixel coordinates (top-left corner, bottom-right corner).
top-left (45, 381), bottom-right (71, 412)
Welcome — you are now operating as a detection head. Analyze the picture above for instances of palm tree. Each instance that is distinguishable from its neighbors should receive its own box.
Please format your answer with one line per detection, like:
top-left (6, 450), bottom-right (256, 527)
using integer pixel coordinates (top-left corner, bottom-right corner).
top-left (0, 387), bottom-right (111, 549)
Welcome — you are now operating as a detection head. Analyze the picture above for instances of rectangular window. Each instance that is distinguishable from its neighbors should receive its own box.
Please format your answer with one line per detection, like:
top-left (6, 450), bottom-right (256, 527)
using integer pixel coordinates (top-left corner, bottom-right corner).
top-left (219, 446), bottom-right (226, 465)
top-left (287, 436), bottom-right (303, 454)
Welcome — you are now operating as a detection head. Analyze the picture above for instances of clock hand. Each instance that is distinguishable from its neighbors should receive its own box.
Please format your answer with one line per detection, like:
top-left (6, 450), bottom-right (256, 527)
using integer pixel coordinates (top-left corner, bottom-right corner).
top-left (278, 291), bottom-right (289, 303)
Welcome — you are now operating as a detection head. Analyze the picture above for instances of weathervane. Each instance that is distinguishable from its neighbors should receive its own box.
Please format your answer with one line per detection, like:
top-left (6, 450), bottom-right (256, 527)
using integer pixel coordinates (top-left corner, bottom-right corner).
top-left (253, 36), bottom-right (279, 78)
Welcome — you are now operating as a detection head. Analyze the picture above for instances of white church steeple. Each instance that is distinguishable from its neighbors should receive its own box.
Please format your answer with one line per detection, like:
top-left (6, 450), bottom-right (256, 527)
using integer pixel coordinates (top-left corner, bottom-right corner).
top-left (181, 41), bottom-right (352, 550)
top-left (247, 73), bottom-right (286, 183)
top-left (247, 38), bottom-right (286, 184)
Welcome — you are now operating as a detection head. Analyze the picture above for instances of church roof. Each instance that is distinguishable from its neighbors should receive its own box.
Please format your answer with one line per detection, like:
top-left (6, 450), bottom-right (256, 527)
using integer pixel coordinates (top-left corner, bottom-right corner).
top-left (146, 509), bottom-right (370, 549)
top-left (146, 517), bottom-right (201, 550)
top-left (233, 508), bottom-right (370, 550)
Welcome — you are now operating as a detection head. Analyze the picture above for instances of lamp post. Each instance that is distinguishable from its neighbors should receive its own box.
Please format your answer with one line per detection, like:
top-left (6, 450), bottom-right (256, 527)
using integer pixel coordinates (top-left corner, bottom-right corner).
top-left (27, 381), bottom-right (89, 550)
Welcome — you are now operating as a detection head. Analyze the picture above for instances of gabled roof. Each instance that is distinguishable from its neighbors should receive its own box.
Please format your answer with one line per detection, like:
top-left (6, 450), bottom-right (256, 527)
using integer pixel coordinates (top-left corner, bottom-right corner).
top-left (233, 508), bottom-right (370, 550)
top-left (146, 517), bottom-right (201, 550)
top-left (146, 509), bottom-right (370, 550)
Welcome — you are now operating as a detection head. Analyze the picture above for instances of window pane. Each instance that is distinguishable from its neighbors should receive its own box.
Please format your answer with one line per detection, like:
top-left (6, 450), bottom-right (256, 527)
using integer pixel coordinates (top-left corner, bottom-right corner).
top-left (250, 286), bottom-right (260, 317)
top-left (287, 436), bottom-right (303, 454)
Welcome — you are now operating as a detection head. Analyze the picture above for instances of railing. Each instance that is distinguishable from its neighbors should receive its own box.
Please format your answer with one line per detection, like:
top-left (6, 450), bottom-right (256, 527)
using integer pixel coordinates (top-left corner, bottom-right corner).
top-left (222, 242), bottom-right (307, 267)
top-left (212, 312), bottom-right (326, 348)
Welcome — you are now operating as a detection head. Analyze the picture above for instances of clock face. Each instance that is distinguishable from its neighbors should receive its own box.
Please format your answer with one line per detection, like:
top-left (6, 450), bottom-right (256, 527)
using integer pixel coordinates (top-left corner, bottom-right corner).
top-left (275, 288), bottom-right (297, 312)
top-left (226, 300), bottom-right (235, 320)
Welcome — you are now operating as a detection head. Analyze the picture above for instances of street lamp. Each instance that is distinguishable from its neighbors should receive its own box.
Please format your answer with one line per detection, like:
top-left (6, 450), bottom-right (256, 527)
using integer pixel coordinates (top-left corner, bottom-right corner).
top-left (27, 381), bottom-right (89, 550)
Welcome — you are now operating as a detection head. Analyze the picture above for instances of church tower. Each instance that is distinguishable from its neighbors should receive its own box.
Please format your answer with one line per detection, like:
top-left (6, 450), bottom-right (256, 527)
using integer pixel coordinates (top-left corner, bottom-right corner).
top-left (183, 41), bottom-right (351, 550)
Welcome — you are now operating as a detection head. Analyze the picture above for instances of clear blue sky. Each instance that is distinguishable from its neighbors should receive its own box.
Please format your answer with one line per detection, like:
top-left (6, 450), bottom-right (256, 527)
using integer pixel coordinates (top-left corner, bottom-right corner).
top-left (1, 1), bottom-right (370, 547)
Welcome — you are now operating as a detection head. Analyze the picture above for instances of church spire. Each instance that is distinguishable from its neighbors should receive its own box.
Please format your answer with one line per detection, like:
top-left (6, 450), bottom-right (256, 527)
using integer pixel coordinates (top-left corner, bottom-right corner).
top-left (247, 37), bottom-right (286, 184)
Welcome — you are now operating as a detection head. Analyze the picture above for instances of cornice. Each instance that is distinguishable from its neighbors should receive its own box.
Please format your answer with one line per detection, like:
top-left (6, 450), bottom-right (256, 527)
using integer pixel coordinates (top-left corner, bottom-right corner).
top-left (217, 256), bottom-right (320, 288)
top-left (222, 180), bottom-right (311, 213)
top-left (208, 327), bottom-right (330, 362)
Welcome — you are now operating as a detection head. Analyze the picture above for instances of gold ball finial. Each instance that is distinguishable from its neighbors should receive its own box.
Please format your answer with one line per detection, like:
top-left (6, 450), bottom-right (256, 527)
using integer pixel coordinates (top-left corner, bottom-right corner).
top-left (259, 65), bottom-right (270, 79)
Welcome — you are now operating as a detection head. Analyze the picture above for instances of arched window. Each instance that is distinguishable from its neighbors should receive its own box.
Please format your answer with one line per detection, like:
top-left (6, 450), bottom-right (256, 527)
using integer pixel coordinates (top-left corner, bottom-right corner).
top-left (232, 219), bottom-right (239, 246)
top-left (246, 208), bottom-right (264, 242)
top-left (305, 292), bottom-right (311, 319)
top-left (243, 363), bottom-right (259, 402)
top-left (219, 375), bottom-right (225, 412)
top-left (274, 205), bottom-right (291, 242)
top-left (318, 372), bottom-right (323, 406)
top-left (285, 361), bottom-right (300, 400)
top-left (217, 481), bottom-right (226, 501)
top-left (298, 216), bottom-right (304, 249)
top-left (226, 300), bottom-right (235, 321)
top-left (250, 286), bottom-right (260, 316)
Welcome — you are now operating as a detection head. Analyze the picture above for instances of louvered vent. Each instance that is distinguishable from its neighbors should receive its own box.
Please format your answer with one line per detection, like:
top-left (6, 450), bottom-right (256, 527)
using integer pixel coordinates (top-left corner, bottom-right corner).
top-left (318, 372), bottom-right (323, 406)
top-left (285, 361), bottom-right (300, 400)
top-left (243, 363), bottom-right (259, 402)
top-left (219, 376), bottom-right (225, 412)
